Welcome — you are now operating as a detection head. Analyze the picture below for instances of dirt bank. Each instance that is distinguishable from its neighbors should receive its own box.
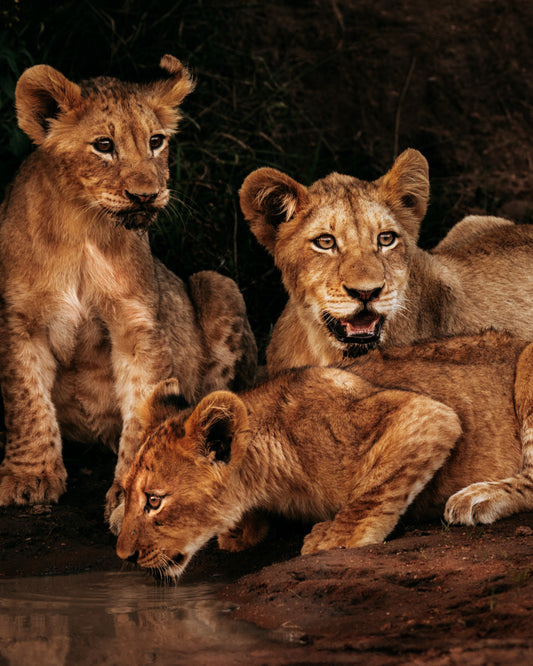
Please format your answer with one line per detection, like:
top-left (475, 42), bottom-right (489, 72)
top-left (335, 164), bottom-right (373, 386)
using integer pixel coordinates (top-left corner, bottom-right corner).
top-left (1, 446), bottom-right (532, 664)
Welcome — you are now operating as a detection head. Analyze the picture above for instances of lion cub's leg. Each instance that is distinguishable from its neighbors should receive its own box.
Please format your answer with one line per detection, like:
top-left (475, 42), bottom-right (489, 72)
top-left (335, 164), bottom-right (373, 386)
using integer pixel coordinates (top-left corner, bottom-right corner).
top-left (217, 510), bottom-right (270, 552)
top-left (188, 271), bottom-right (258, 393)
top-left (0, 328), bottom-right (66, 505)
top-left (445, 342), bottom-right (533, 525)
top-left (104, 323), bottom-right (173, 527)
top-left (302, 393), bottom-right (462, 554)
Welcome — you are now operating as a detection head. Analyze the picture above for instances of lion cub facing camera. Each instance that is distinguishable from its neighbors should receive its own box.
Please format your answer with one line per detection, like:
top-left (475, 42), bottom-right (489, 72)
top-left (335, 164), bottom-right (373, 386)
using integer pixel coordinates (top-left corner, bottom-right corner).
top-left (0, 56), bottom-right (256, 530)
top-left (117, 331), bottom-right (533, 581)
top-left (240, 150), bottom-right (533, 374)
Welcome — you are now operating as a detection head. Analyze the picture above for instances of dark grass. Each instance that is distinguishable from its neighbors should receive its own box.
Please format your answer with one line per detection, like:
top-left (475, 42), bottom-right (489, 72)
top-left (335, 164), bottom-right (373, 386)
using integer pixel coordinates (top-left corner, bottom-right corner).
top-left (3, 0), bottom-right (533, 357)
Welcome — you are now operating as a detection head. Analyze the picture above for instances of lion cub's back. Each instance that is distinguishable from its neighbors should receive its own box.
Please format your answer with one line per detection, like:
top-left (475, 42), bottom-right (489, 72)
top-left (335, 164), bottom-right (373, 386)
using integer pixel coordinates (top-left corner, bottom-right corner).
top-left (346, 331), bottom-right (525, 510)
top-left (434, 224), bottom-right (533, 340)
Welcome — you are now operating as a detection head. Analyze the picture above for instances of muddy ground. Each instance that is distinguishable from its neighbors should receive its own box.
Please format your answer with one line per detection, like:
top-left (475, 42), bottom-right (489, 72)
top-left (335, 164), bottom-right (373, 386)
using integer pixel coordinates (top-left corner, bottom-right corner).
top-left (1, 443), bottom-right (532, 664)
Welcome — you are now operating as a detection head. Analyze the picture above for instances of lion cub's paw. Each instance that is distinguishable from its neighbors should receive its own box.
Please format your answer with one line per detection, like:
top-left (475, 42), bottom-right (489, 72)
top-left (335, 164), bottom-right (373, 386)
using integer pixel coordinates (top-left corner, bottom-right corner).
top-left (217, 512), bottom-right (270, 552)
top-left (0, 462), bottom-right (67, 506)
top-left (105, 481), bottom-right (125, 534)
top-left (108, 502), bottom-right (125, 537)
top-left (301, 520), bottom-right (335, 555)
top-left (444, 481), bottom-right (511, 525)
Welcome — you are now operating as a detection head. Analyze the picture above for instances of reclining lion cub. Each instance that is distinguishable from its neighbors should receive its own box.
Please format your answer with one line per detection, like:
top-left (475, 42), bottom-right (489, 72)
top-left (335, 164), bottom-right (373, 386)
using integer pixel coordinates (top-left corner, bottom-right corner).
top-left (117, 331), bottom-right (533, 581)
top-left (0, 56), bottom-right (256, 530)
top-left (240, 150), bottom-right (533, 373)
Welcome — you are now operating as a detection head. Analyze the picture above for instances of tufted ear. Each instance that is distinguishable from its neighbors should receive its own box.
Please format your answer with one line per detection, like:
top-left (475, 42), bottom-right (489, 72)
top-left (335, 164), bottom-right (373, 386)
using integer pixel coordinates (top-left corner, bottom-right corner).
top-left (138, 379), bottom-right (191, 438)
top-left (146, 54), bottom-right (195, 130)
top-left (15, 64), bottom-right (83, 145)
top-left (377, 149), bottom-right (429, 240)
top-left (240, 167), bottom-right (310, 254)
top-left (185, 391), bottom-right (249, 465)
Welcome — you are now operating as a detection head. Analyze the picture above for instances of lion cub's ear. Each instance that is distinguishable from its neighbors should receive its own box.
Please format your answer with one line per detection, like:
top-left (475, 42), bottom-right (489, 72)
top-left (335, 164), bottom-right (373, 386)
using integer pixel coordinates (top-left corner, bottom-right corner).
top-left (15, 65), bottom-right (83, 145)
top-left (240, 168), bottom-right (310, 254)
top-left (138, 379), bottom-right (191, 437)
top-left (377, 149), bottom-right (429, 239)
top-left (185, 391), bottom-right (249, 465)
top-left (147, 55), bottom-right (195, 131)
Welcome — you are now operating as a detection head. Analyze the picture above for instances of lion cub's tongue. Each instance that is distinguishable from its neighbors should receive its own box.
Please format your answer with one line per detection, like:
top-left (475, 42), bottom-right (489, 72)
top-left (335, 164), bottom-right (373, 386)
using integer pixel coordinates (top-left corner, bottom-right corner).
top-left (342, 313), bottom-right (381, 337)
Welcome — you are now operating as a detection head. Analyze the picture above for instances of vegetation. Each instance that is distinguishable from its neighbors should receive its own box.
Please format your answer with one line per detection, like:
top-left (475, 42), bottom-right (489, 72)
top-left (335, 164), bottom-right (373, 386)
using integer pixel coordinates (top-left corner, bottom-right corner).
top-left (2, 0), bottom-right (533, 356)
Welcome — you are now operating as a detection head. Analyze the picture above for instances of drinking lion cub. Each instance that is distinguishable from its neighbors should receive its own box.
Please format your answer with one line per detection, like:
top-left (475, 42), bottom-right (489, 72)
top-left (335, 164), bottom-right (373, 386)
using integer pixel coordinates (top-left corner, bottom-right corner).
top-left (0, 55), bottom-right (256, 529)
top-left (240, 150), bottom-right (533, 373)
top-left (117, 331), bottom-right (533, 581)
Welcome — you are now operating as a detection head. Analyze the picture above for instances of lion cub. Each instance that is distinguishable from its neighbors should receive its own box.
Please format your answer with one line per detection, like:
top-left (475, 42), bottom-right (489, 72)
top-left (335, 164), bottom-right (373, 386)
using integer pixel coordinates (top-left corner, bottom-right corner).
top-left (117, 331), bottom-right (533, 581)
top-left (240, 151), bottom-right (533, 373)
top-left (0, 56), bottom-right (256, 529)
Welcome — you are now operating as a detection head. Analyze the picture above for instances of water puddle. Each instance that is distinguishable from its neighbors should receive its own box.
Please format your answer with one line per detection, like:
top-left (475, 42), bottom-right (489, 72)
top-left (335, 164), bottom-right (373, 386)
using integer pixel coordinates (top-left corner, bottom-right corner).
top-left (0, 571), bottom-right (282, 665)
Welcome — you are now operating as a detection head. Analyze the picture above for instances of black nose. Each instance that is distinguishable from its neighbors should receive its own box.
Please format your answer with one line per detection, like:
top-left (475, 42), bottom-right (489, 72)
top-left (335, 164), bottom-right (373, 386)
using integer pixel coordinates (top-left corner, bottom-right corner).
top-left (344, 286), bottom-right (382, 302)
top-left (125, 190), bottom-right (158, 204)
top-left (126, 551), bottom-right (139, 564)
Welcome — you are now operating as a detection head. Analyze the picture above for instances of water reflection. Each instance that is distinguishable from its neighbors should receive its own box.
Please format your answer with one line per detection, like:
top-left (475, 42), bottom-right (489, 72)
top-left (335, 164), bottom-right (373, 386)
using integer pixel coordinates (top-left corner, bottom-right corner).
top-left (0, 571), bottom-right (275, 665)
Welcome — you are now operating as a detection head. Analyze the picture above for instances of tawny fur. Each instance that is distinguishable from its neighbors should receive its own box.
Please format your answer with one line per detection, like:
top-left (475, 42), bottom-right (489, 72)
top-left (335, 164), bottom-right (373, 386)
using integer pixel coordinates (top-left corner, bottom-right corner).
top-left (116, 331), bottom-right (533, 581)
top-left (239, 150), bottom-right (533, 373)
top-left (0, 56), bottom-right (257, 530)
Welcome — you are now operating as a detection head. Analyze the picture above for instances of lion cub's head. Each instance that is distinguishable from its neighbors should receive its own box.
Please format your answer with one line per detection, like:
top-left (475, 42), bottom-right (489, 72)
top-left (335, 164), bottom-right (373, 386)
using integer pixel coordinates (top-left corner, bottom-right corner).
top-left (240, 150), bottom-right (429, 358)
top-left (15, 55), bottom-right (194, 230)
top-left (116, 380), bottom-right (250, 581)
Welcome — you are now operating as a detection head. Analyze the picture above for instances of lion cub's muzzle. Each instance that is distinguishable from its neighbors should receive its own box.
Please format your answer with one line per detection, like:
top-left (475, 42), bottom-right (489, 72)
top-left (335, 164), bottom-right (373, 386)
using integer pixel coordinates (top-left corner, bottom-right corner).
top-left (106, 188), bottom-right (168, 230)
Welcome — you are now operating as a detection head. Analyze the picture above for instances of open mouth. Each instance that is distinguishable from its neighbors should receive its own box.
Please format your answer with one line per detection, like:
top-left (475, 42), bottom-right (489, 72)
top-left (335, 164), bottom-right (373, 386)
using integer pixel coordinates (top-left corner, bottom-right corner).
top-left (323, 310), bottom-right (384, 346)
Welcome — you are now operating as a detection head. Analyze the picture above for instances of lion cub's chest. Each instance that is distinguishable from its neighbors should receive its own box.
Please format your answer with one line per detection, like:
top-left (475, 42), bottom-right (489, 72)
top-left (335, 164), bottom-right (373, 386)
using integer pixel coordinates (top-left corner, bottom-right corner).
top-left (47, 241), bottom-right (151, 366)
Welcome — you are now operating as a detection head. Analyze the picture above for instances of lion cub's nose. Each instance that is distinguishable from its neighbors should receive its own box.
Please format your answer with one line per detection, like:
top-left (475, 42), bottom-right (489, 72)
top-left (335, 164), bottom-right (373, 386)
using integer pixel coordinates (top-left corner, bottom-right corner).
top-left (116, 535), bottom-right (139, 563)
top-left (117, 547), bottom-right (139, 564)
top-left (344, 286), bottom-right (382, 303)
top-left (125, 190), bottom-right (158, 204)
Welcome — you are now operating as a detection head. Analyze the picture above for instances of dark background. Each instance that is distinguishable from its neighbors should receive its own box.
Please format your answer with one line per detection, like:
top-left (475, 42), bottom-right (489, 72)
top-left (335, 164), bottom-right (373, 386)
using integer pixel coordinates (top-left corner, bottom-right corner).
top-left (2, 0), bottom-right (533, 357)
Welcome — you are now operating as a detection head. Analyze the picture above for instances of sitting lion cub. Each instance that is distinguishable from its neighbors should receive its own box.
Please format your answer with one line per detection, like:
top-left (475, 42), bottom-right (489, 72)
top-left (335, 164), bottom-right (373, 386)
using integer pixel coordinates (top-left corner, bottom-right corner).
top-left (240, 151), bottom-right (533, 373)
top-left (0, 56), bottom-right (256, 530)
top-left (117, 331), bottom-right (533, 581)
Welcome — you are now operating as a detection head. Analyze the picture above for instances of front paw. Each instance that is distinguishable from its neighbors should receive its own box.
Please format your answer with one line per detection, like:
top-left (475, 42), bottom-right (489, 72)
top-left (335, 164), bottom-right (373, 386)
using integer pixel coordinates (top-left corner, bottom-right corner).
top-left (105, 481), bottom-right (125, 534)
top-left (301, 520), bottom-right (334, 555)
top-left (444, 481), bottom-right (509, 525)
top-left (0, 461), bottom-right (67, 505)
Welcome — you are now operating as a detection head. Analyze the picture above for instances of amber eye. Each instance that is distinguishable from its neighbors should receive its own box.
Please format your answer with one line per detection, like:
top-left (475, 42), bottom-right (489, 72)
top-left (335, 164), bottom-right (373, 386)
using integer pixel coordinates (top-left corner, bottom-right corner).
top-left (150, 134), bottom-right (165, 150)
top-left (378, 231), bottom-right (397, 248)
top-left (313, 234), bottom-right (337, 250)
top-left (93, 137), bottom-right (114, 154)
top-left (145, 494), bottom-right (163, 511)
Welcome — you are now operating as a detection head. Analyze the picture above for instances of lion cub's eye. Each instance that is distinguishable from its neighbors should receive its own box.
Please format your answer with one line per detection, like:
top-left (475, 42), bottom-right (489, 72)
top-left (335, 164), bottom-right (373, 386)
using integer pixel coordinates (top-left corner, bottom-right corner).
top-left (150, 134), bottom-right (165, 151)
top-left (377, 231), bottom-right (398, 248)
top-left (93, 137), bottom-right (114, 154)
top-left (313, 234), bottom-right (337, 251)
top-left (145, 494), bottom-right (163, 511)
